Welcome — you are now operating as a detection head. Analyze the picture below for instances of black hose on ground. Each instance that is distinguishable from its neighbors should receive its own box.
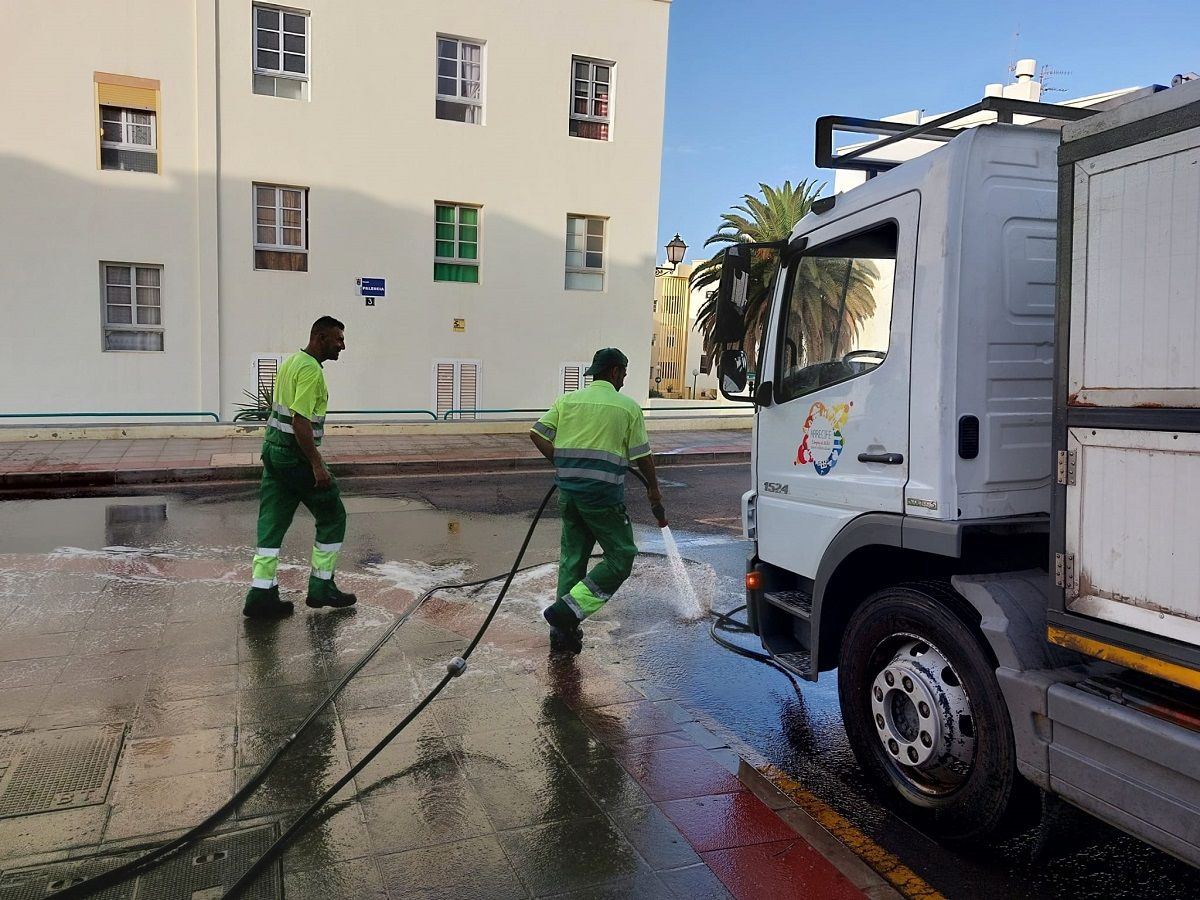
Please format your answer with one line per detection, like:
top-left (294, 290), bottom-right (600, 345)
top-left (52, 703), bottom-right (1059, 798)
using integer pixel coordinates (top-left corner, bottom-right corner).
top-left (59, 483), bottom-right (559, 900)
top-left (60, 469), bottom-right (789, 898)
top-left (708, 603), bottom-right (805, 695)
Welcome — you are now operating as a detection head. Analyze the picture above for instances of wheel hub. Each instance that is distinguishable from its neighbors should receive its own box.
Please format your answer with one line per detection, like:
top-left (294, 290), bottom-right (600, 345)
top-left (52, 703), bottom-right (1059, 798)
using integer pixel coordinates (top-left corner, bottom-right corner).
top-left (869, 637), bottom-right (975, 776)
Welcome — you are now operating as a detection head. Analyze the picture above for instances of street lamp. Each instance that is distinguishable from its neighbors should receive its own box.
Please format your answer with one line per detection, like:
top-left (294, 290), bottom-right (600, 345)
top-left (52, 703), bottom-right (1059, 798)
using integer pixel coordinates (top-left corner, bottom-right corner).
top-left (691, 368), bottom-right (700, 399)
top-left (654, 233), bottom-right (688, 276)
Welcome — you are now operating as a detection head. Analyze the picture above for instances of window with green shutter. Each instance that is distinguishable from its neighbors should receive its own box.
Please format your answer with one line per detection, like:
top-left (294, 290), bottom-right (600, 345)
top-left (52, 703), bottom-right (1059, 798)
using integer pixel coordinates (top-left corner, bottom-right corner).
top-left (434, 203), bottom-right (480, 283)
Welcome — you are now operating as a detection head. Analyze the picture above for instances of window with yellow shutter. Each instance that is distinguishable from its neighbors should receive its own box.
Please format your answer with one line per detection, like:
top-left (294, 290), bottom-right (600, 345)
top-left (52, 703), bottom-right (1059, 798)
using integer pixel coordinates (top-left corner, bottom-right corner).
top-left (95, 73), bottom-right (160, 174)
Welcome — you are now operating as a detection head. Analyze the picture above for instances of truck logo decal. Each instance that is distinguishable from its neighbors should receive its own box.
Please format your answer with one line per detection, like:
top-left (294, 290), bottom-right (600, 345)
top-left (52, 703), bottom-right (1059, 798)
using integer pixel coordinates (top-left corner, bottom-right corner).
top-left (796, 401), bottom-right (851, 476)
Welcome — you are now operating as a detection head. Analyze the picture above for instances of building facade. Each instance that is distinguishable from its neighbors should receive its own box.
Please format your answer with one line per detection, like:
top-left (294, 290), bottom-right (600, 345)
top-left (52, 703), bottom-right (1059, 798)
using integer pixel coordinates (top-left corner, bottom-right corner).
top-left (0, 0), bottom-right (670, 420)
top-left (649, 261), bottom-right (724, 401)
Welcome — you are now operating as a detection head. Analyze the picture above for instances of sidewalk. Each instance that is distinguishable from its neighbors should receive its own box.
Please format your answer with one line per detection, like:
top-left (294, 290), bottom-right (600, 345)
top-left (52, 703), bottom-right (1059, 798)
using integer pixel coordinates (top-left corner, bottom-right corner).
top-left (0, 548), bottom-right (893, 899)
top-left (0, 427), bottom-right (751, 491)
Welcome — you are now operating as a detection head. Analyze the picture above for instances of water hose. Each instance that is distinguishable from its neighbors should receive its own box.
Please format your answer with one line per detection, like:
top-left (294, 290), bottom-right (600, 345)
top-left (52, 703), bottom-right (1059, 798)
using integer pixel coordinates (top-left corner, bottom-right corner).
top-left (60, 483), bottom-right (560, 900)
top-left (59, 466), bottom-right (764, 897)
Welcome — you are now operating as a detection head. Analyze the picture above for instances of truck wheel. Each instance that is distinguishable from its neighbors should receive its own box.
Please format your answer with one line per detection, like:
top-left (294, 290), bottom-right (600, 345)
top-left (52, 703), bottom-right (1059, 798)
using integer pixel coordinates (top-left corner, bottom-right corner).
top-left (838, 582), bottom-right (1025, 842)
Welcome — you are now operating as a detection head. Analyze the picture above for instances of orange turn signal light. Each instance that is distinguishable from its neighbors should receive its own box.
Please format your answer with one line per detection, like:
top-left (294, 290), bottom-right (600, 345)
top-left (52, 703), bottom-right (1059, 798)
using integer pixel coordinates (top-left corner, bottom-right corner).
top-left (745, 571), bottom-right (764, 591)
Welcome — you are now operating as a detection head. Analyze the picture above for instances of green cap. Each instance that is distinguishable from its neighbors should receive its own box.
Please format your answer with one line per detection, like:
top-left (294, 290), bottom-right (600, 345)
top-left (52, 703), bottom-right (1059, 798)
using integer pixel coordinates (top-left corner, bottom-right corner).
top-left (584, 347), bottom-right (629, 377)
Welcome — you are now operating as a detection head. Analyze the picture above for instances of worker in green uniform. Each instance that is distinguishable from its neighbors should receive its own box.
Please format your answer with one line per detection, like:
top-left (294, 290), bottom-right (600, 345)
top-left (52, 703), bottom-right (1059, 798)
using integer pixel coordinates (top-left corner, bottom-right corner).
top-left (244, 316), bottom-right (357, 618)
top-left (530, 347), bottom-right (668, 653)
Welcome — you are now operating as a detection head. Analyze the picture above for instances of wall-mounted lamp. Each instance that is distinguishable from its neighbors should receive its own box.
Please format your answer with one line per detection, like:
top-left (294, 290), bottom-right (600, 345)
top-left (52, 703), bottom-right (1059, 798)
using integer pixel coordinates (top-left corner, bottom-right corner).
top-left (654, 234), bottom-right (688, 276)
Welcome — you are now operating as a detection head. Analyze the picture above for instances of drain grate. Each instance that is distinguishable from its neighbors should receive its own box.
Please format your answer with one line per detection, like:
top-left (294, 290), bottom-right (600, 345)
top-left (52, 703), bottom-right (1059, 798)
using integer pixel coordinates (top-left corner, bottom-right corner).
top-left (0, 824), bottom-right (281, 900)
top-left (0, 727), bottom-right (124, 819)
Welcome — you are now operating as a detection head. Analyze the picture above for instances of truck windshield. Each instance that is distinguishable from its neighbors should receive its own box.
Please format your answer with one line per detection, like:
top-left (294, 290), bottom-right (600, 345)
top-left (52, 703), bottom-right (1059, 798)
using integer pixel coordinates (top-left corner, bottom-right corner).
top-left (776, 222), bottom-right (898, 403)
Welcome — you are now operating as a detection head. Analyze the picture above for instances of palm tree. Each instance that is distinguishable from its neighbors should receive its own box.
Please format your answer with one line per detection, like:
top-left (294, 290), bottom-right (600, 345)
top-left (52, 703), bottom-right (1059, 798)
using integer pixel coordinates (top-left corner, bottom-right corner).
top-left (689, 180), bottom-right (882, 366)
top-left (691, 180), bottom-right (825, 349)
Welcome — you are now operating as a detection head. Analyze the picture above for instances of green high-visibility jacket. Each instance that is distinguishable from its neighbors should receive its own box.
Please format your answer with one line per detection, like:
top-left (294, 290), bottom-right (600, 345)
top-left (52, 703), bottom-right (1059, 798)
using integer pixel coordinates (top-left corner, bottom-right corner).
top-left (532, 380), bottom-right (650, 505)
top-left (264, 350), bottom-right (329, 451)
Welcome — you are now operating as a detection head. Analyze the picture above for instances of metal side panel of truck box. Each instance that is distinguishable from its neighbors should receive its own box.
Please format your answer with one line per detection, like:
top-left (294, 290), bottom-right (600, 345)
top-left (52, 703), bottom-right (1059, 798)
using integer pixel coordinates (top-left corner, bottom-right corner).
top-left (1054, 79), bottom-right (1200, 670)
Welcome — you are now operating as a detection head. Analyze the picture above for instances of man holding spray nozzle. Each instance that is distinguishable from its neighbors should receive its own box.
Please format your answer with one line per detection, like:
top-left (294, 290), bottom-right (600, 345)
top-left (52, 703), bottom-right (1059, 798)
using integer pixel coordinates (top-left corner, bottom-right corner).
top-left (530, 348), bottom-right (668, 654)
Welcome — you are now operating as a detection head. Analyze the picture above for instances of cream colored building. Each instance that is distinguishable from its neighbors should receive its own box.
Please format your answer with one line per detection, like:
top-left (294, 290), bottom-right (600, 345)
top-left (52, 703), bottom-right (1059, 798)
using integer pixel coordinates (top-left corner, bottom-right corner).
top-left (649, 260), bottom-right (723, 401)
top-left (0, 0), bottom-right (670, 421)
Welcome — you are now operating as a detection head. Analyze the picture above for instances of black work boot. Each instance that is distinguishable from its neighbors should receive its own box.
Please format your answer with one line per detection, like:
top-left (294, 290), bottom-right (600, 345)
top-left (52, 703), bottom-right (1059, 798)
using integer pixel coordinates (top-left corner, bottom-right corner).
top-left (544, 605), bottom-right (583, 654)
top-left (243, 585), bottom-right (294, 619)
top-left (307, 578), bottom-right (357, 609)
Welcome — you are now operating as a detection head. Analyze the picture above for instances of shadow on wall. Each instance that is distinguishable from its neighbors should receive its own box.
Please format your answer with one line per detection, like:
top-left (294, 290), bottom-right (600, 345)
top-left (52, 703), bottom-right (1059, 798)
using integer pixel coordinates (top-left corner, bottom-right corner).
top-left (0, 154), bottom-right (658, 421)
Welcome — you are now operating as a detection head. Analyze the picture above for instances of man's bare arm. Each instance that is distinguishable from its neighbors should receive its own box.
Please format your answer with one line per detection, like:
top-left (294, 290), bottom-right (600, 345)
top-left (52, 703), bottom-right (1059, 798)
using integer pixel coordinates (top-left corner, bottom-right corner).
top-left (530, 431), bottom-right (555, 462)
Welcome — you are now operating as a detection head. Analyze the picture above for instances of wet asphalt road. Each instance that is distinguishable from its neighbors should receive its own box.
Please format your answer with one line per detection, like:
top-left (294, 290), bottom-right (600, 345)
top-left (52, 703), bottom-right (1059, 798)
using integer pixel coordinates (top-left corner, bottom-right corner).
top-left (4, 462), bottom-right (1199, 898)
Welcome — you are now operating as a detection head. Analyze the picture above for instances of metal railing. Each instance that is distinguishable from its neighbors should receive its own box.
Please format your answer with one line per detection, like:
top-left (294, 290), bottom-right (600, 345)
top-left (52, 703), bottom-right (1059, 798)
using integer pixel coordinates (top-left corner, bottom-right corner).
top-left (0, 411), bottom-right (221, 423)
top-left (327, 408), bottom-right (439, 421)
top-left (441, 405), bottom-right (744, 420)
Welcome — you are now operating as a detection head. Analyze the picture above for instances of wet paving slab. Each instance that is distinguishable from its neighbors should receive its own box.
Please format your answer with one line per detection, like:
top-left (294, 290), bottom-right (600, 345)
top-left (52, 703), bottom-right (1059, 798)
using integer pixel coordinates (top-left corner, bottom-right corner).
top-left (0, 493), bottom-right (871, 899)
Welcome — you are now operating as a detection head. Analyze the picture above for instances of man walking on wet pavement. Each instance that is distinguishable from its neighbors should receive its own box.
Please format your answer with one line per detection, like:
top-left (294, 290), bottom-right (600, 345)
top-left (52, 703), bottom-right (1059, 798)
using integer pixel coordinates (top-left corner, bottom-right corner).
top-left (530, 347), bottom-right (667, 653)
top-left (244, 315), bottom-right (357, 618)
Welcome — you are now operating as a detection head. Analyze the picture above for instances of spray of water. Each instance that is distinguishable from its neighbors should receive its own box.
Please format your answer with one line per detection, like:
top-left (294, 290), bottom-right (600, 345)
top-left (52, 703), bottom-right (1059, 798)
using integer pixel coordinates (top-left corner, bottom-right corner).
top-left (659, 526), bottom-right (704, 621)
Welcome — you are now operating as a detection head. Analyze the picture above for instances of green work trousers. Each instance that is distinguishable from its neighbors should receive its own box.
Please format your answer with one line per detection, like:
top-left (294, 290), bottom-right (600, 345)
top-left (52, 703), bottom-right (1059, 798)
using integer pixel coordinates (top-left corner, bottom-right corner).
top-left (250, 444), bottom-right (347, 598)
top-left (554, 493), bottom-right (638, 621)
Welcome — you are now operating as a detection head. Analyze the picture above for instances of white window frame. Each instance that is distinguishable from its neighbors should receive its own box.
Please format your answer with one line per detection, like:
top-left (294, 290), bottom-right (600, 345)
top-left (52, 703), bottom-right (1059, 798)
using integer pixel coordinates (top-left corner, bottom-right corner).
top-left (565, 214), bottom-right (607, 290)
top-left (435, 35), bottom-right (485, 123)
top-left (434, 203), bottom-right (481, 269)
top-left (100, 106), bottom-right (157, 154)
top-left (100, 262), bottom-right (164, 352)
top-left (253, 4), bottom-right (310, 82)
top-left (254, 183), bottom-right (308, 253)
top-left (569, 56), bottom-right (615, 139)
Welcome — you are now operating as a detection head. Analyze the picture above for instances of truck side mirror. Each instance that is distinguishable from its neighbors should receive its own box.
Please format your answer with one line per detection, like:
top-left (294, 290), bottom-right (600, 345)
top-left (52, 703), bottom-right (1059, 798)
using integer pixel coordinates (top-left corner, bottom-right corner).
top-left (713, 244), bottom-right (752, 344)
top-left (719, 349), bottom-right (749, 395)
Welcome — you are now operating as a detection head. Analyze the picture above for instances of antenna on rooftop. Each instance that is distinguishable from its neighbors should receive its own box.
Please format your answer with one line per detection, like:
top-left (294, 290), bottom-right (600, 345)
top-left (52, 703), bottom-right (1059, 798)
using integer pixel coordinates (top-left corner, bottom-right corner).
top-left (1039, 64), bottom-right (1071, 94)
top-left (1006, 25), bottom-right (1021, 78)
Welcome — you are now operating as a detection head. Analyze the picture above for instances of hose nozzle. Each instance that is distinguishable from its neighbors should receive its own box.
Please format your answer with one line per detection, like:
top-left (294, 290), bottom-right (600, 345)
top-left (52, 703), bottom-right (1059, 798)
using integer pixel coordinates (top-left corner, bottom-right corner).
top-left (651, 503), bottom-right (668, 529)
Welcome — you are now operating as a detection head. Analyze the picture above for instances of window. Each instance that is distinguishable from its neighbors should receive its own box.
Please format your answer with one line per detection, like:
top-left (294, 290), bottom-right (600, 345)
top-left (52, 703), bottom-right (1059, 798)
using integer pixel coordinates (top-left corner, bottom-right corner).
top-left (102, 263), bottom-right (163, 351)
top-left (436, 37), bottom-right (483, 123)
top-left (95, 72), bottom-right (159, 173)
top-left (570, 57), bottom-right (613, 140)
top-left (100, 106), bottom-right (157, 173)
top-left (775, 223), bottom-right (898, 403)
top-left (434, 359), bottom-right (480, 419)
top-left (565, 215), bottom-right (606, 290)
top-left (254, 184), bottom-right (308, 271)
top-left (434, 204), bottom-right (480, 283)
top-left (253, 5), bottom-right (309, 99)
top-left (561, 363), bottom-right (593, 393)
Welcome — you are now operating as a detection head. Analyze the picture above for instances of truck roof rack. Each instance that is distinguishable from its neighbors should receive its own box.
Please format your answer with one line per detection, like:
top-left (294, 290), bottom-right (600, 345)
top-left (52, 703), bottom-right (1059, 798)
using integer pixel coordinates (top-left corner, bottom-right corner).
top-left (816, 96), bottom-right (1098, 174)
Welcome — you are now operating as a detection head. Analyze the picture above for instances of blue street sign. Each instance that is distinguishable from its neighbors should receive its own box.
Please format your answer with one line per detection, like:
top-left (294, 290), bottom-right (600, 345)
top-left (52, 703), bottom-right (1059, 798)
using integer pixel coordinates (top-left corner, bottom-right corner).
top-left (358, 277), bottom-right (385, 297)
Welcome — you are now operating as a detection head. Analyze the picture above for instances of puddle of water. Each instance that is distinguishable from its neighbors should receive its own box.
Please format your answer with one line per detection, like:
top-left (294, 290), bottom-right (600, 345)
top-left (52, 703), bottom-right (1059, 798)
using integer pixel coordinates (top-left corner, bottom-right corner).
top-left (659, 526), bottom-right (705, 621)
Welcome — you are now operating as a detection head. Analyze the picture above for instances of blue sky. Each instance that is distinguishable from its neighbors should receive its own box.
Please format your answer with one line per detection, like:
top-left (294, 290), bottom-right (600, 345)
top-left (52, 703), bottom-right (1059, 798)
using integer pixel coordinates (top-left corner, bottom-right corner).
top-left (655, 0), bottom-right (1199, 262)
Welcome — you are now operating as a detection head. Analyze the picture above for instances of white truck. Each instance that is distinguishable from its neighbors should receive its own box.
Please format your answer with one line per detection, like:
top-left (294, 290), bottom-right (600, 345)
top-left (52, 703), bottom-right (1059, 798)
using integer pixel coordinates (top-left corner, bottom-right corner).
top-left (714, 82), bottom-right (1200, 862)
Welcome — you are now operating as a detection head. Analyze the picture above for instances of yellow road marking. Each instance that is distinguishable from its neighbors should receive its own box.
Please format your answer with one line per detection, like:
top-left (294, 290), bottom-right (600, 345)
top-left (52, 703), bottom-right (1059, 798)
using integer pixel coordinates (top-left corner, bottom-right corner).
top-left (759, 764), bottom-right (946, 900)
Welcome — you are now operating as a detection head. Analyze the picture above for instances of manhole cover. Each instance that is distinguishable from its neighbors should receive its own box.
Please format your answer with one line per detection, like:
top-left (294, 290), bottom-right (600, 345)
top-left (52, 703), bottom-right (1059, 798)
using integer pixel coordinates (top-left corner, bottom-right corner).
top-left (0, 824), bottom-right (281, 899)
top-left (0, 727), bottom-right (123, 819)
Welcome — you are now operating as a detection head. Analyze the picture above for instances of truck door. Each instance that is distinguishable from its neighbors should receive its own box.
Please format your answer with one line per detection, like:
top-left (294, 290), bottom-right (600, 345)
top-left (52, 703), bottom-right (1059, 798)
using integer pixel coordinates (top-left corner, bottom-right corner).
top-left (756, 193), bottom-right (918, 577)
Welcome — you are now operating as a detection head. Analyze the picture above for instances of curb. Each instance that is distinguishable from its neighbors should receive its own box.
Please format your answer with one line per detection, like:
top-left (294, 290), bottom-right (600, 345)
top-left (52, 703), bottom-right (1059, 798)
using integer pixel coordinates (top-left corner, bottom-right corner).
top-left (0, 450), bottom-right (750, 492)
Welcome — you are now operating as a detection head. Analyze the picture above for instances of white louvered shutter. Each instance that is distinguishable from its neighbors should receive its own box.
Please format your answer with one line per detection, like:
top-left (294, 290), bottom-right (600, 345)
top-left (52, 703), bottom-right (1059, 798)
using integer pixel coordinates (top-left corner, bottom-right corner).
top-left (435, 362), bottom-right (456, 419)
top-left (433, 359), bottom-right (482, 420)
top-left (561, 362), bottom-right (592, 393)
top-left (458, 362), bottom-right (478, 420)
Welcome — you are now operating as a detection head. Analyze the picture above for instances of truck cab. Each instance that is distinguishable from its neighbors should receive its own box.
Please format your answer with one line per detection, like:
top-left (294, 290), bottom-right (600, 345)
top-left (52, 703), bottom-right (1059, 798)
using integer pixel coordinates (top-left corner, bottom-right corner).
top-left (714, 89), bottom-right (1200, 860)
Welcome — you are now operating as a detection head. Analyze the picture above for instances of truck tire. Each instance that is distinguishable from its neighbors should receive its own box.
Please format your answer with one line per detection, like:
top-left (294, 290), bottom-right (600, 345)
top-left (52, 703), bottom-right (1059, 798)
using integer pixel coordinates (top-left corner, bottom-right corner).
top-left (837, 582), bottom-right (1028, 842)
